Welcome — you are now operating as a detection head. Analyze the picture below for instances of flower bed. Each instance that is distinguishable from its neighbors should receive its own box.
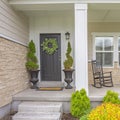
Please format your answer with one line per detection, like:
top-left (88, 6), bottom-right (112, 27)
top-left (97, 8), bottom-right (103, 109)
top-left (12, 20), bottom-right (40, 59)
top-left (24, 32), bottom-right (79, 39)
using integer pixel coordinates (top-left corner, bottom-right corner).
top-left (62, 113), bottom-right (79, 120)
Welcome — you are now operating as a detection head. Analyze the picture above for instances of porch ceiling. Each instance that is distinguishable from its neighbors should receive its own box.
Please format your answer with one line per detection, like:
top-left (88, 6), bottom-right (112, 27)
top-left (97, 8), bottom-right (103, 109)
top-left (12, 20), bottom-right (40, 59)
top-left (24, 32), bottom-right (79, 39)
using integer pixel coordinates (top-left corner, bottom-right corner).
top-left (88, 4), bottom-right (120, 22)
top-left (9, 1), bottom-right (120, 22)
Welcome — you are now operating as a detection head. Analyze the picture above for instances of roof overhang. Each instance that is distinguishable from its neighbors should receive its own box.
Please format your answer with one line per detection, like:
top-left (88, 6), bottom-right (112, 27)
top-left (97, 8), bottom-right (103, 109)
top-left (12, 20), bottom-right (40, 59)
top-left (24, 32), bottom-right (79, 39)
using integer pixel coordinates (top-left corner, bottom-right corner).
top-left (8, 0), bottom-right (120, 22)
top-left (9, 0), bottom-right (120, 11)
top-left (8, 3), bottom-right (74, 11)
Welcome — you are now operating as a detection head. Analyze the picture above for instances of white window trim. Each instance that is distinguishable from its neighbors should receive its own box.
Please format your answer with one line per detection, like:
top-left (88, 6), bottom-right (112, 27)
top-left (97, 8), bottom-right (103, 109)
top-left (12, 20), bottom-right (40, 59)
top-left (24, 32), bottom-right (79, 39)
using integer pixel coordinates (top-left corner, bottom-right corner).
top-left (92, 32), bottom-right (120, 68)
top-left (118, 37), bottom-right (120, 68)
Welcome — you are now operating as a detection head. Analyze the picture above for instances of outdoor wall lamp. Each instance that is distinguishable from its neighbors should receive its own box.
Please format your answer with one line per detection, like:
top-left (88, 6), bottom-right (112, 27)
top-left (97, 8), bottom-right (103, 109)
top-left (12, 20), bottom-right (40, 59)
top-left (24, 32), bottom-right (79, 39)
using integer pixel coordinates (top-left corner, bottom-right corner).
top-left (65, 32), bottom-right (70, 40)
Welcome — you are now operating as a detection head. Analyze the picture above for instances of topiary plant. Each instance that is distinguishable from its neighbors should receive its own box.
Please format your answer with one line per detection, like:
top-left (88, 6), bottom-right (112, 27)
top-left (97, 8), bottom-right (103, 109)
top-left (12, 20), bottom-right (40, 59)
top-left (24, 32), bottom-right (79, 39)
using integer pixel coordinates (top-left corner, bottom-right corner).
top-left (103, 90), bottom-right (120, 104)
top-left (64, 41), bottom-right (73, 69)
top-left (26, 40), bottom-right (39, 71)
top-left (71, 89), bottom-right (91, 118)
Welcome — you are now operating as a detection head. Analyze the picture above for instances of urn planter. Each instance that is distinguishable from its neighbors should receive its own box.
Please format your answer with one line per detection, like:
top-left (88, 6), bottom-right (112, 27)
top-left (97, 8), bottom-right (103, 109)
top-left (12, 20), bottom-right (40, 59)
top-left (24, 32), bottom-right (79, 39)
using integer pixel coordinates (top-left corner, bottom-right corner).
top-left (63, 69), bottom-right (74, 89)
top-left (29, 70), bottom-right (40, 89)
top-left (25, 40), bottom-right (39, 89)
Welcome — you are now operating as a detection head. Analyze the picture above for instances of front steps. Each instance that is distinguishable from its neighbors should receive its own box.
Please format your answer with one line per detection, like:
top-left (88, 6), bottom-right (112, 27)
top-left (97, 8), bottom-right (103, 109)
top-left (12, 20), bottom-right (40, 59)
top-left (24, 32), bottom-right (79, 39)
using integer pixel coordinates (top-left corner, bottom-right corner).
top-left (12, 102), bottom-right (63, 120)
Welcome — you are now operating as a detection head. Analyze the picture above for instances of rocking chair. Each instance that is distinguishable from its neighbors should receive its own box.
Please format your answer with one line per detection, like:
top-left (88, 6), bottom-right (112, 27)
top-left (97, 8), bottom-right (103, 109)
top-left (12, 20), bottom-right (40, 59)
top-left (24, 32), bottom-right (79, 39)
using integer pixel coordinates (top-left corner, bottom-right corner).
top-left (91, 60), bottom-right (113, 88)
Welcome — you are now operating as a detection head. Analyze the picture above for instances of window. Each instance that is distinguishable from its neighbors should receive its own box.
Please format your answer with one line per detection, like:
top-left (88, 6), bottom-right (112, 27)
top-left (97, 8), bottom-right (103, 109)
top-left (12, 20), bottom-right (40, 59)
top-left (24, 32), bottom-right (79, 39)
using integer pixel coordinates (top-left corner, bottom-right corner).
top-left (95, 37), bottom-right (114, 67)
top-left (118, 37), bottom-right (120, 66)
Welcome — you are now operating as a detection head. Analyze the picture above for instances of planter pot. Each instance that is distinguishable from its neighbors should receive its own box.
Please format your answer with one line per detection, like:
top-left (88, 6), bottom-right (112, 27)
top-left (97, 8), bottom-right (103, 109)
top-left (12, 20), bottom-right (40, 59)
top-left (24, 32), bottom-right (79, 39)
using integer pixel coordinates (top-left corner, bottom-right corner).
top-left (63, 69), bottom-right (74, 89)
top-left (29, 70), bottom-right (40, 89)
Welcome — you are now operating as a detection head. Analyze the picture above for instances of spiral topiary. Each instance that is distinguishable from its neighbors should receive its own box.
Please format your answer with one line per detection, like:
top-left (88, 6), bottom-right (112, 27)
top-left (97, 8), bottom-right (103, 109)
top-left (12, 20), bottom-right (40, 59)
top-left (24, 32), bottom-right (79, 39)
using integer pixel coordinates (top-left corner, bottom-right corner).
top-left (64, 41), bottom-right (73, 69)
top-left (26, 40), bottom-right (39, 71)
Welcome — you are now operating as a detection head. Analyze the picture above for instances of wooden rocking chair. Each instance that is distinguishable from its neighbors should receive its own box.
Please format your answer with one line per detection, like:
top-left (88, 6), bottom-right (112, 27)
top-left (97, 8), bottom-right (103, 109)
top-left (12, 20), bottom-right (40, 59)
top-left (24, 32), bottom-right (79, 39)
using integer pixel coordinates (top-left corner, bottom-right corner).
top-left (91, 60), bottom-right (113, 88)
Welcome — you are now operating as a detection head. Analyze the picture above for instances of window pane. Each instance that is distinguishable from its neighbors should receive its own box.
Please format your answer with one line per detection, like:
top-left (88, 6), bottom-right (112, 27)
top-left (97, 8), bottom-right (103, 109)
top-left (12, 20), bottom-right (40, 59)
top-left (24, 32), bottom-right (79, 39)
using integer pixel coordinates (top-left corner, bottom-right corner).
top-left (118, 38), bottom-right (120, 51)
top-left (118, 38), bottom-right (120, 66)
top-left (96, 52), bottom-right (113, 67)
top-left (95, 37), bottom-right (103, 51)
top-left (103, 53), bottom-right (113, 67)
top-left (104, 37), bottom-right (113, 51)
top-left (96, 53), bottom-right (103, 64)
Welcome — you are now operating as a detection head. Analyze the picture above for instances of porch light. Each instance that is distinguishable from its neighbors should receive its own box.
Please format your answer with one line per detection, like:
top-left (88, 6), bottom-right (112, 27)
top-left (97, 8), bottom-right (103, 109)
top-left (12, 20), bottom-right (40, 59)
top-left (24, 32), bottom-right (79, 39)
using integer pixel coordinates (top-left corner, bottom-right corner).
top-left (65, 32), bottom-right (70, 40)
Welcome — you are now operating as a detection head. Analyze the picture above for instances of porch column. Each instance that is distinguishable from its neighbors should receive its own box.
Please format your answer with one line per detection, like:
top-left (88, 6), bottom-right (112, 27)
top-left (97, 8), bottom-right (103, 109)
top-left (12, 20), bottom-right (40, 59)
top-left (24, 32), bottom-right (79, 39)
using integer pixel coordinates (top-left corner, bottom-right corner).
top-left (74, 4), bottom-right (88, 93)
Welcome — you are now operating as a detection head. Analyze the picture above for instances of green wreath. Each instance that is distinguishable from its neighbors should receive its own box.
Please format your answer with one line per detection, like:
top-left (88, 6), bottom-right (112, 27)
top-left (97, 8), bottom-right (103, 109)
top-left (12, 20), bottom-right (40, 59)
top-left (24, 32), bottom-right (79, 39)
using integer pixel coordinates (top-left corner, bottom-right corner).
top-left (41, 38), bottom-right (58, 55)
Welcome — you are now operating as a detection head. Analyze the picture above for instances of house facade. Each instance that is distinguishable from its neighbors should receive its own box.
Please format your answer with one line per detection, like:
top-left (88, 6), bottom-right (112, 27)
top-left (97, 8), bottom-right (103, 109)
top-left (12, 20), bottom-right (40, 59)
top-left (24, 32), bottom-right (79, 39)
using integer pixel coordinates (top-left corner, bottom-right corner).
top-left (1, 0), bottom-right (120, 119)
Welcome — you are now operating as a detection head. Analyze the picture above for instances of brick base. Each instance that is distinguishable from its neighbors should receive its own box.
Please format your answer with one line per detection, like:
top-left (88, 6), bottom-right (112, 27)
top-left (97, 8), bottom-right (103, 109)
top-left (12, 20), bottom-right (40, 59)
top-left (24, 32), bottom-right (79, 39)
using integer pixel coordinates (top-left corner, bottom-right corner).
top-left (0, 37), bottom-right (29, 107)
top-left (0, 114), bottom-right (11, 120)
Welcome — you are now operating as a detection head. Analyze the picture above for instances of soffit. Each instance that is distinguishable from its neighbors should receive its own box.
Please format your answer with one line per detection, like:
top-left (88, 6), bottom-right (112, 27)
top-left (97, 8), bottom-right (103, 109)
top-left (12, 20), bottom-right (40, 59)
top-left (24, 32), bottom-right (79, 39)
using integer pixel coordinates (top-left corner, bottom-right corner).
top-left (8, 0), bottom-right (120, 22)
top-left (88, 4), bottom-right (120, 22)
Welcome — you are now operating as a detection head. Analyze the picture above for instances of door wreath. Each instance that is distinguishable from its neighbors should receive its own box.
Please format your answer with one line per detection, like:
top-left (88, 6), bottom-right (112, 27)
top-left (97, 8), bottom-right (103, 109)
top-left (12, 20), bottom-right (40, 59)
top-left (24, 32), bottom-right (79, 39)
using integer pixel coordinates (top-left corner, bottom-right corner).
top-left (41, 38), bottom-right (58, 55)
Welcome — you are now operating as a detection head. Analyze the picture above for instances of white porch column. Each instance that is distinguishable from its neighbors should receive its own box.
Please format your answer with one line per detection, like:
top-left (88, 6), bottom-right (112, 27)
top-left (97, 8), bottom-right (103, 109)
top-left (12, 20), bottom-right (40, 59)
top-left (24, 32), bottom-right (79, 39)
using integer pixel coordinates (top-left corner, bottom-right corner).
top-left (74, 4), bottom-right (88, 93)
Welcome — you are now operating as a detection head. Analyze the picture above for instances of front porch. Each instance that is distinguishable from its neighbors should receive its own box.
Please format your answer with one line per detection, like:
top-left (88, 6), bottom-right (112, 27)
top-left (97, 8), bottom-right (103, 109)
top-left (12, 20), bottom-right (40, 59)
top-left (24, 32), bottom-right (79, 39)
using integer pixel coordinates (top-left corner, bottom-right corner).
top-left (11, 84), bottom-right (120, 114)
top-left (13, 85), bottom-right (120, 100)
top-left (9, 1), bottom-right (120, 92)
top-left (2, 0), bottom-right (120, 119)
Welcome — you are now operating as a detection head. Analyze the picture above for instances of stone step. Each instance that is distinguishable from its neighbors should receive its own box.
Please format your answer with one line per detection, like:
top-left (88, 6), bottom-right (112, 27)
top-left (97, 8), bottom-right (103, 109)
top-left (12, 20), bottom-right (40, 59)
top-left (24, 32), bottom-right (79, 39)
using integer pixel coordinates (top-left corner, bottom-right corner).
top-left (12, 112), bottom-right (61, 120)
top-left (18, 102), bottom-right (63, 113)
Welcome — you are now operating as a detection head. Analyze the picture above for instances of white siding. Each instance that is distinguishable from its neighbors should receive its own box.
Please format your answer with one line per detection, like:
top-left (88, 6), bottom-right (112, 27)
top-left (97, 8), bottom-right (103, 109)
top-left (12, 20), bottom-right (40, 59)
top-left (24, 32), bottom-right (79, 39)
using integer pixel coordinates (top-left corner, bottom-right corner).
top-left (29, 11), bottom-right (74, 84)
top-left (0, 0), bottom-right (29, 45)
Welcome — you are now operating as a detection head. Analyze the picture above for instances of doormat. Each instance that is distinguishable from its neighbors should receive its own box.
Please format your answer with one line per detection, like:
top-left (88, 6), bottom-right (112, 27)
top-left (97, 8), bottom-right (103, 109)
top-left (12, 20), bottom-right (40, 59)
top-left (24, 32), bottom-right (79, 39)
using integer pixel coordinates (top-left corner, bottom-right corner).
top-left (37, 87), bottom-right (63, 91)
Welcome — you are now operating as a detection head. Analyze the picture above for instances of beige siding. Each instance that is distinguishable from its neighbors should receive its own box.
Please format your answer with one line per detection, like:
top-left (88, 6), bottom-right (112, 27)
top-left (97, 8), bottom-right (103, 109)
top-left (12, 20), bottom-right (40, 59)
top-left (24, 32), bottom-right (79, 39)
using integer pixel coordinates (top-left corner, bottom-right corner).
top-left (0, 0), bottom-right (29, 107)
top-left (0, 0), bottom-right (29, 45)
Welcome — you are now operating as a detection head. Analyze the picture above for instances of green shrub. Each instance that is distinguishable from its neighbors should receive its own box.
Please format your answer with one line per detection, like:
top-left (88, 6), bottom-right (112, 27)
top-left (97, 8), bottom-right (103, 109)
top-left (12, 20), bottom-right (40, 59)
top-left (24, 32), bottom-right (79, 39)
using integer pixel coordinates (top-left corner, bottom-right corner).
top-left (80, 115), bottom-right (88, 120)
top-left (71, 89), bottom-right (91, 118)
top-left (64, 41), bottom-right (73, 69)
top-left (26, 40), bottom-right (39, 71)
top-left (103, 90), bottom-right (120, 104)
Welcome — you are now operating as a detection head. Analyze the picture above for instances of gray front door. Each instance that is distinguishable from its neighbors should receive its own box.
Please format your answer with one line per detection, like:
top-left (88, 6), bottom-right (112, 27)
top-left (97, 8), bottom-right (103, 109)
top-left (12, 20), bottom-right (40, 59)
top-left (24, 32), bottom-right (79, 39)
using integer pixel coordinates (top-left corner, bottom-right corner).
top-left (40, 33), bottom-right (61, 81)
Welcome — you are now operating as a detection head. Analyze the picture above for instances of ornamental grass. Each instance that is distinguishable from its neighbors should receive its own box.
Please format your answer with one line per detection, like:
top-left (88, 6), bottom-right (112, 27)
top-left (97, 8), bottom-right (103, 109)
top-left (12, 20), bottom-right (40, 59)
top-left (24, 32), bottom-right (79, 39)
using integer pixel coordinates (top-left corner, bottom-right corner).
top-left (88, 103), bottom-right (120, 120)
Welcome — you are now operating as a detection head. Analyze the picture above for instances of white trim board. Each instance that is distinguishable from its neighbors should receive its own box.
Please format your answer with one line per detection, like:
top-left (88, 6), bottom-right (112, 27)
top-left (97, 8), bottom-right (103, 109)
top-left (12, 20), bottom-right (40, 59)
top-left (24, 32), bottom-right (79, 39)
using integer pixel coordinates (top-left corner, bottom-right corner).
top-left (0, 34), bottom-right (27, 47)
top-left (9, 0), bottom-right (120, 4)
top-left (92, 32), bottom-right (120, 36)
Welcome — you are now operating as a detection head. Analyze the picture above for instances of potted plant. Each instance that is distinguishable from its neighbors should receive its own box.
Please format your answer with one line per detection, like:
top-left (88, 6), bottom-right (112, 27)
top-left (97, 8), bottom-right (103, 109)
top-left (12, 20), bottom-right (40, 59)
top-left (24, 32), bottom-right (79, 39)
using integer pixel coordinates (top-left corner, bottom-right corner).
top-left (63, 41), bottom-right (74, 89)
top-left (26, 40), bottom-right (39, 89)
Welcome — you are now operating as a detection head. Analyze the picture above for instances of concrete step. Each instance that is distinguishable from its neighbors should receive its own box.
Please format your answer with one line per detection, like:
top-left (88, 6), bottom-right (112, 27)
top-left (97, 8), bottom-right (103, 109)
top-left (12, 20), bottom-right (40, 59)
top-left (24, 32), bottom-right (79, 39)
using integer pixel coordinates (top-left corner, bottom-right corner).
top-left (12, 112), bottom-right (61, 120)
top-left (18, 102), bottom-right (63, 113)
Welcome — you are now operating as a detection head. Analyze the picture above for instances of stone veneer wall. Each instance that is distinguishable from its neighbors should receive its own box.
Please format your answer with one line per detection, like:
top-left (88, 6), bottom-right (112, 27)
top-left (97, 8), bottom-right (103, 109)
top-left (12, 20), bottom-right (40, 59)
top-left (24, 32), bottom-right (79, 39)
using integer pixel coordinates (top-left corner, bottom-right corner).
top-left (0, 37), bottom-right (29, 107)
top-left (88, 62), bottom-right (120, 85)
top-left (0, 115), bottom-right (11, 120)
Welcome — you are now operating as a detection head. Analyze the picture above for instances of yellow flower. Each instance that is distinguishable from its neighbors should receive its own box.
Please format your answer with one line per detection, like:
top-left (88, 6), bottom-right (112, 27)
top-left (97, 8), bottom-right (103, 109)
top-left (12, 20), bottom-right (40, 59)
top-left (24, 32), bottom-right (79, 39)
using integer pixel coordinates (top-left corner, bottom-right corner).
top-left (88, 103), bottom-right (120, 120)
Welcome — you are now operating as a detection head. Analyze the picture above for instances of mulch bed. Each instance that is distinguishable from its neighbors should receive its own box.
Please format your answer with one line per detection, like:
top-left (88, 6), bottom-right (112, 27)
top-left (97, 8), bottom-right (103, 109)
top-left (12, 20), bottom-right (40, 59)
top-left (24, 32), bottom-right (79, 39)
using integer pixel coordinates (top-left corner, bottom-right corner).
top-left (62, 113), bottom-right (79, 120)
